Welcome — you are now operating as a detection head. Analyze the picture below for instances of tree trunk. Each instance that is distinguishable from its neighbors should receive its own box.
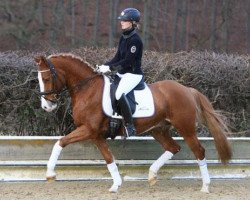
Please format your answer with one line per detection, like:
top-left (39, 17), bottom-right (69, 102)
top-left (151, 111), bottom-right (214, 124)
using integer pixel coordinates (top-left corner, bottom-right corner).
top-left (49, 0), bottom-right (65, 48)
top-left (71, 0), bottom-right (76, 46)
top-left (143, 0), bottom-right (151, 49)
top-left (172, 0), bottom-right (181, 52)
top-left (93, 0), bottom-right (100, 46)
top-left (151, 0), bottom-right (162, 50)
top-left (162, 0), bottom-right (168, 51)
top-left (108, 0), bottom-right (114, 47)
top-left (81, 0), bottom-right (88, 46)
top-left (37, 1), bottom-right (44, 29)
top-left (221, 0), bottom-right (230, 52)
top-left (202, 0), bottom-right (209, 48)
top-left (246, 1), bottom-right (250, 53)
top-left (49, 2), bottom-right (57, 47)
top-left (153, 0), bottom-right (159, 28)
top-left (180, 0), bottom-right (188, 50)
top-left (113, 0), bottom-right (120, 41)
top-left (210, 0), bottom-right (217, 50)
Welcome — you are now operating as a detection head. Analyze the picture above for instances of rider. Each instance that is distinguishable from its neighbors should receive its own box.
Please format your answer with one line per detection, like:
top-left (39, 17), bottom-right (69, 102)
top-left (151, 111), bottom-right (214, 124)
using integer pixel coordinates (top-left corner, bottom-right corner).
top-left (97, 8), bottom-right (144, 137)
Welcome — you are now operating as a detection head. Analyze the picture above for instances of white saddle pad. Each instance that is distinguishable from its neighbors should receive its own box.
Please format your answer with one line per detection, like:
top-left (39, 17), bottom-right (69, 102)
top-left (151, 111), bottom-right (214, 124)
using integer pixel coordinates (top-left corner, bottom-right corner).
top-left (102, 75), bottom-right (155, 118)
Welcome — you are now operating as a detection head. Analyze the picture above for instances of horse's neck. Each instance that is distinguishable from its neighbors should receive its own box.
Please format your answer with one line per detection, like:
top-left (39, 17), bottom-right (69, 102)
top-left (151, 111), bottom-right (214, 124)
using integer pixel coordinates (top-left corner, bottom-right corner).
top-left (61, 60), bottom-right (95, 89)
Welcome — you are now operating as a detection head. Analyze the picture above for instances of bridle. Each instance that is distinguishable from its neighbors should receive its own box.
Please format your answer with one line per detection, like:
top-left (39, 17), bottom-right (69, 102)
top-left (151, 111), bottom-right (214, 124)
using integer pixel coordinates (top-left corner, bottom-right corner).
top-left (38, 59), bottom-right (62, 103)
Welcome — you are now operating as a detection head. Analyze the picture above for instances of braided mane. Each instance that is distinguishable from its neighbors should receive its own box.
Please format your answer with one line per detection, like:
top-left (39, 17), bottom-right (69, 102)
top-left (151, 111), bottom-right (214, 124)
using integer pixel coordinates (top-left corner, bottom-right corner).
top-left (48, 53), bottom-right (94, 70)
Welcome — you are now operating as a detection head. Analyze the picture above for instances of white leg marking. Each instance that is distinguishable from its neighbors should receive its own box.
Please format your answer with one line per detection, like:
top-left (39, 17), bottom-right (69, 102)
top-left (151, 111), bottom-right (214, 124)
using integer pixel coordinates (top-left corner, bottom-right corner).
top-left (198, 158), bottom-right (210, 193)
top-left (46, 141), bottom-right (63, 178)
top-left (107, 161), bottom-right (122, 193)
top-left (150, 151), bottom-right (173, 173)
top-left (149, 151), bottom-right (173, 185)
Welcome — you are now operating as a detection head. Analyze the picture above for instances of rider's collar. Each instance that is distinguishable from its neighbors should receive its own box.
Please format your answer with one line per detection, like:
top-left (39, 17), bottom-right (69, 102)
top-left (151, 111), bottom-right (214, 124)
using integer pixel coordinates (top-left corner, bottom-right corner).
top-left (122, 28), bottom-right (136, 39)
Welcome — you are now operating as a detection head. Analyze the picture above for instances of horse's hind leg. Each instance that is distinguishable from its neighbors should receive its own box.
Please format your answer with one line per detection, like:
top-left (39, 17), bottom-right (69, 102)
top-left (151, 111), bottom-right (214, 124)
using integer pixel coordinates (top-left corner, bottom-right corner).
top-left (173, 117), bottom-right (210, 193)
top-left (92, 137), bottom-right (122, 193)
top-left (149, 123), bottom-right (181, 186)
top-left (182, 134), bottom-right (211, 193)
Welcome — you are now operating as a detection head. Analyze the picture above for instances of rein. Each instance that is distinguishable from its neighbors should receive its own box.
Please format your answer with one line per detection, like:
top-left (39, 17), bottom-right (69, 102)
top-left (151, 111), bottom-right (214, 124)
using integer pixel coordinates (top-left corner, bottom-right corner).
top-left (67, 74), bottom-right (101, 94)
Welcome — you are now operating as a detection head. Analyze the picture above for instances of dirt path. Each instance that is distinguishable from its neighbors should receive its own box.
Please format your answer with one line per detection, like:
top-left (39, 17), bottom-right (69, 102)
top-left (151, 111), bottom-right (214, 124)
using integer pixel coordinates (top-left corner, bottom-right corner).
top-left (1, 179), bottom-right (249, 200)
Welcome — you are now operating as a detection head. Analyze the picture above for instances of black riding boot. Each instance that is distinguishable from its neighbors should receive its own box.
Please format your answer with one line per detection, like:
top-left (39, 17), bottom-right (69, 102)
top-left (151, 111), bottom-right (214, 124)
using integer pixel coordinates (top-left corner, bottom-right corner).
top-left (118, 93), bottom-right (136, 137)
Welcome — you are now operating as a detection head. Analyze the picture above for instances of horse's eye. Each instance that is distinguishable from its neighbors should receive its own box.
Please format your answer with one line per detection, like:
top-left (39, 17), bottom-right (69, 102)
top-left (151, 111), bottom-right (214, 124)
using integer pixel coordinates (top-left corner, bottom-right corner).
top-left (43, 78), bottom-right (50, 82)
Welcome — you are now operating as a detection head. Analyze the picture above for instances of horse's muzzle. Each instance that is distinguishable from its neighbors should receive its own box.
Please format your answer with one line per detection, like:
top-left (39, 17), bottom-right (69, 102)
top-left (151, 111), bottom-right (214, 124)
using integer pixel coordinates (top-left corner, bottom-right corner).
top-left (41, 97), bottom-right (57, 112)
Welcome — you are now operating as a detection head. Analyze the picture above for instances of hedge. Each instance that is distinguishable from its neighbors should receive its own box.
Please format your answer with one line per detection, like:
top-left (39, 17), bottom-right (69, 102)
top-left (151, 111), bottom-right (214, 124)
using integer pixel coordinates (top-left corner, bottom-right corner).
top-left (0, 48), bottom-right (249, 136)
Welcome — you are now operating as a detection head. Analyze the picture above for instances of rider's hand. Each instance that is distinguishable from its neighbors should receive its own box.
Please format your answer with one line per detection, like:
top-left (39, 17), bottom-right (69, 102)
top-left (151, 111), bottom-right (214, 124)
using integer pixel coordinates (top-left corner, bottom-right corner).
top-left (96, 65), bottom-right (111, 73)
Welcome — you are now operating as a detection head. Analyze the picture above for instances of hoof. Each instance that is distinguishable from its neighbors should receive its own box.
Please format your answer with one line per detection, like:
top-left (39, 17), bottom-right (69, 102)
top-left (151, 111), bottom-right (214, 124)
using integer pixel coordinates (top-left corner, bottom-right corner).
top-left (109, 184), bottom-right (119, 193)
top-left (200, 184), bottom-right (210, 193)
top-left (148, 170), bottom-right (157, 186)
top-left (46, 176), bottom-right (56, 182)
top-left (148, 177), bottom-right (157, 186)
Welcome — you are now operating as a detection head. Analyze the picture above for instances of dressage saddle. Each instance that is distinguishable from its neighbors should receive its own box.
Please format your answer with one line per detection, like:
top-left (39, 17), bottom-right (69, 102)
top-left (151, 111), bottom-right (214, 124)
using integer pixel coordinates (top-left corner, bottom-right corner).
top-left (106, 74), bottom-right (145, 139)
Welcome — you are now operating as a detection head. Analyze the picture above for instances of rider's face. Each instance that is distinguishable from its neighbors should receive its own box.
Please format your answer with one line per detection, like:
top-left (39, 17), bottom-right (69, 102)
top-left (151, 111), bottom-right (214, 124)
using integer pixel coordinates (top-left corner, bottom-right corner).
top-left (120, 21), bottom-right (132, 30)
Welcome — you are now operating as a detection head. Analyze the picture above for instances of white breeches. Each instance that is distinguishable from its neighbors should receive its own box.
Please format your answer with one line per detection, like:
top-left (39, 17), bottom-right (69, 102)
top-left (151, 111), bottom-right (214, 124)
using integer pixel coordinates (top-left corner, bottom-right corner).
top-left (115, 73), bottom-right (143, 100)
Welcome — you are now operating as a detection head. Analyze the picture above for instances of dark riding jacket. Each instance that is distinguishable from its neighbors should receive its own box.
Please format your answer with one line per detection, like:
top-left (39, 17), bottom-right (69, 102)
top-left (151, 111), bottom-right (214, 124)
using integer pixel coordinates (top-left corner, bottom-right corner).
top-left (105, 28), bottom-right (143, 75)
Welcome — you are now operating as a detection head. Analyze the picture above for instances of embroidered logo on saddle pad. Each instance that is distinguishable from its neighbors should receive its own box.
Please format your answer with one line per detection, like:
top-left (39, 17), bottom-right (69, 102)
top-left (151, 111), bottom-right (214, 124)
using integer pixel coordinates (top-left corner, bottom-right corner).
top-left (102, 76), bottom-right (155, 118)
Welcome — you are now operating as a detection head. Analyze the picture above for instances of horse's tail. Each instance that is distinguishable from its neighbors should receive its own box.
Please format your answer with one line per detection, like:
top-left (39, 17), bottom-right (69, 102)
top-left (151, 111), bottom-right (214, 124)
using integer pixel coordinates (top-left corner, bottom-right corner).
top-left (191, 88), bottom-right (232, 164)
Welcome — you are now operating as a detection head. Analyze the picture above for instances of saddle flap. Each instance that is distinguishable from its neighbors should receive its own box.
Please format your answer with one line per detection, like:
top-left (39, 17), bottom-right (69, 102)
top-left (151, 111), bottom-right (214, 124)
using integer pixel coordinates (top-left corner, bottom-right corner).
top-left (102, 75), bottom-right (155, 118)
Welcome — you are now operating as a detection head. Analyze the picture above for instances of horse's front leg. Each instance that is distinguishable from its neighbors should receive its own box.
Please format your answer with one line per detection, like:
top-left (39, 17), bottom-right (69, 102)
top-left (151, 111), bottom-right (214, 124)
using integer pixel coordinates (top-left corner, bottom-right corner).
top-left (92, 137), bottom-right (122, 193)
top-left (46, 125), bottom-right (91, 181)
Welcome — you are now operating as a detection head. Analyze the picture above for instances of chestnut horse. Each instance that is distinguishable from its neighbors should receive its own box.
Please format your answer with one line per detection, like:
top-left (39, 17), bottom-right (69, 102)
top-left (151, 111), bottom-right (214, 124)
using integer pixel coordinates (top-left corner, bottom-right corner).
top-left (35, 53), bottom-right (232, 193)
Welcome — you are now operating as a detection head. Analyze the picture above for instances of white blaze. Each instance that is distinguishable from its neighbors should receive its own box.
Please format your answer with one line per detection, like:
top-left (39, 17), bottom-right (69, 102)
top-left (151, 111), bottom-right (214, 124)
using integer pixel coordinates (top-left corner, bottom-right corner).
top-left (38, 72), bottom-right (57, 112)
top-left (38, 72), bottom-right (44, 92)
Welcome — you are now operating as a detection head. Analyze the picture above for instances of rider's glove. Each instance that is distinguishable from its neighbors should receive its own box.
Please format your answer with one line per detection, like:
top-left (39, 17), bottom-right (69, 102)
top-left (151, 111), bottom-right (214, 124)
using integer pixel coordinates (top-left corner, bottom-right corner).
top-left (97, 65), bottom-right (111, 73)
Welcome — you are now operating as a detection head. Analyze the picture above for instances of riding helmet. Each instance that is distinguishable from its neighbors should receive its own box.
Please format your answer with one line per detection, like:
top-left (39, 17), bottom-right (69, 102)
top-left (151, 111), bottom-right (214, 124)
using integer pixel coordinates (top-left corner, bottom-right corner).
top-left (118, 8), bottom-right (140, 22)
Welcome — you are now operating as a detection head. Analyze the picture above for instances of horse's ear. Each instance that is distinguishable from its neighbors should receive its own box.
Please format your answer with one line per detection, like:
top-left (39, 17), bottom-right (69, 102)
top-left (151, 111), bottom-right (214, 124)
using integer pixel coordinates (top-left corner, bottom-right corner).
top-left (34, 56), bottom-right (46, 65)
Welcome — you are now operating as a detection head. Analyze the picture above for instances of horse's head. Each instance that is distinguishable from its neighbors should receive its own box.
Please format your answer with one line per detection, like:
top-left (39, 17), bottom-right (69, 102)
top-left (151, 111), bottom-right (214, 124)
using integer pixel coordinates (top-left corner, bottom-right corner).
top-left (34, 56), bottom-right (64, 112)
